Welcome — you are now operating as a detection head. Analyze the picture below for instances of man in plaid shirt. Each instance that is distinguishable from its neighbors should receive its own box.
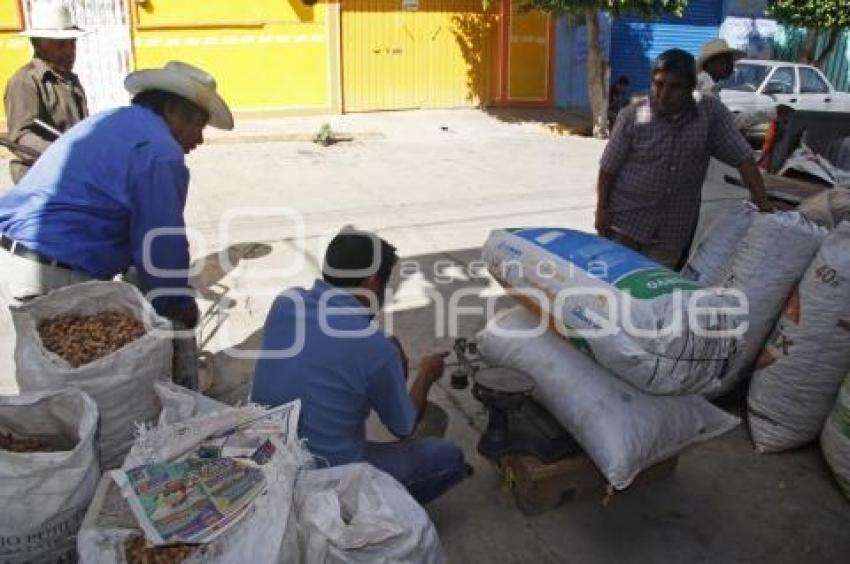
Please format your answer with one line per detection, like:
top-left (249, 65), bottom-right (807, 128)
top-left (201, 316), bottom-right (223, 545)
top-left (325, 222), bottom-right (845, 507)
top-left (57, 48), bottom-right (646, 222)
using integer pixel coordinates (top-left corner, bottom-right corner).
top-left (596, 49), bottom-right (773, 269)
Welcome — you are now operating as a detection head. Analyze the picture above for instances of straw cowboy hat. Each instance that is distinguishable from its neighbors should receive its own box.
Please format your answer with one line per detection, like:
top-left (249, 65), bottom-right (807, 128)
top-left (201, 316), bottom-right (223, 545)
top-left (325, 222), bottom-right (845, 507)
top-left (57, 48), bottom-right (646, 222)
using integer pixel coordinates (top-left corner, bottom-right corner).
top-left (20, 3), bottom-right (90, 39)
top-left (124, 61), bottom-right (234, 130)
top-left (697, 39), bottom-right (745, 70)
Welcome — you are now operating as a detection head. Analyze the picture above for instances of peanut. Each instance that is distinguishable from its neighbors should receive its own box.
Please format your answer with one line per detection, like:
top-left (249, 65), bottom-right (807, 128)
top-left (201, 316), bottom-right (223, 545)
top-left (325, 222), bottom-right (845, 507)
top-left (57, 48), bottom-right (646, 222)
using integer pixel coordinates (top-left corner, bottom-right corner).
top-left (124, 535), bottom-right (196, 564)
top-left (37, 311), bottom-right (146, 368)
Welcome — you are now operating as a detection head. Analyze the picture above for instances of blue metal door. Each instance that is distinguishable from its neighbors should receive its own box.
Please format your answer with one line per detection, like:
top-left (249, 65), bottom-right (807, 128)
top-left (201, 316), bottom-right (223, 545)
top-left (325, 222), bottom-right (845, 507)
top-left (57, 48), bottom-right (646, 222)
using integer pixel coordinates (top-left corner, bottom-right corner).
top-left (610, 0), bottom-right (722, 94)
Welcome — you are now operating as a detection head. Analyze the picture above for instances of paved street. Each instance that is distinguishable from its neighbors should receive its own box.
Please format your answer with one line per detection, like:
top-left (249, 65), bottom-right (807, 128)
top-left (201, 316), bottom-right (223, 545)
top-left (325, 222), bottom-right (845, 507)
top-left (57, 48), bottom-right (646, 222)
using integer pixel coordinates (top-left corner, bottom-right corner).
top-left (1, 109), bottom-right (848, 563)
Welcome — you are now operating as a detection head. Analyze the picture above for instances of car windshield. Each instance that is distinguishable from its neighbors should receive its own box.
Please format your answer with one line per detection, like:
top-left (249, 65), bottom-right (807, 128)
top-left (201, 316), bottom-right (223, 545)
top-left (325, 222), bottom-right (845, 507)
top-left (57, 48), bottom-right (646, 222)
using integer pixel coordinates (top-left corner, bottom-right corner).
top-left (720, 63), bottom-right (772, 92)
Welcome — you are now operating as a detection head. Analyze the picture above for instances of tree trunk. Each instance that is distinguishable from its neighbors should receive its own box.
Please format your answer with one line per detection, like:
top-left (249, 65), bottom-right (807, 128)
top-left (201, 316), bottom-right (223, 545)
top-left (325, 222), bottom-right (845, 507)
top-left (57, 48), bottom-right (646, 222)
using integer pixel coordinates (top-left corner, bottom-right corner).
top-left (798, 28), bottom-right (818, 64)
top-left (814, 28), bottom-right (842, 68)
top-left (585, 9), bottom-right (609, 139)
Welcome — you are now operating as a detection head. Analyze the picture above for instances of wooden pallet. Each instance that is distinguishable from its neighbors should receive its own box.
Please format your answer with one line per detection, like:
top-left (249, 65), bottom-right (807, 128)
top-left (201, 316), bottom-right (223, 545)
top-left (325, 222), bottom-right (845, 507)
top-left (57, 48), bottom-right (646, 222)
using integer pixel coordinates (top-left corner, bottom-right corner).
top-left (499, 453), bottom-right (679, 514)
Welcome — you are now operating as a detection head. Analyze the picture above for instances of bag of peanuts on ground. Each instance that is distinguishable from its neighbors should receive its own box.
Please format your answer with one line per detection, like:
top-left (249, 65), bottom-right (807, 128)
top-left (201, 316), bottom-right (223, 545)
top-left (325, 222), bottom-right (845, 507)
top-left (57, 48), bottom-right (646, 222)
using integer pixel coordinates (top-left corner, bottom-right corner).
top-left (77, 383), bottom-right (309, 564)
top-left (0, 389), bottom-right (99, 563)
top-left (13, 281), bottom-right (173, 469)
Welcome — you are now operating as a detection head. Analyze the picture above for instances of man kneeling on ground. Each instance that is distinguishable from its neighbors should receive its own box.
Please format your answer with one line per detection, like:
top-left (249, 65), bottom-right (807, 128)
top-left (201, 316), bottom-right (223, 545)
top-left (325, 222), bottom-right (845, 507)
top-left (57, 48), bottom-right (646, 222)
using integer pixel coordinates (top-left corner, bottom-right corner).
top-left (251, 228), bottom-right (467, 504)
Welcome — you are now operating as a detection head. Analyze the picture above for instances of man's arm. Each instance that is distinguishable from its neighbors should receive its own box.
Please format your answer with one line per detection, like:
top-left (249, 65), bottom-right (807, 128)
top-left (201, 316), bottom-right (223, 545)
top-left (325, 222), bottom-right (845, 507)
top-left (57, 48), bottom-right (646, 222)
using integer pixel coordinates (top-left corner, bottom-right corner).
top-left (129, 156), bottom-right (198, 326)
top-left (738, 159), bottom-right (775, 212)
top-left (595, 169), bottom-right (617, 236)
top-left (596, 106), bottom-right (634, 236)
top-left (368, 349), bottom-right (447, 440)
top-left (708, 98), bottom-right (775, 212)
top-left (408, 353), bottom-right (447, 422)
top-left (4, 73), bottom-right (52, 158)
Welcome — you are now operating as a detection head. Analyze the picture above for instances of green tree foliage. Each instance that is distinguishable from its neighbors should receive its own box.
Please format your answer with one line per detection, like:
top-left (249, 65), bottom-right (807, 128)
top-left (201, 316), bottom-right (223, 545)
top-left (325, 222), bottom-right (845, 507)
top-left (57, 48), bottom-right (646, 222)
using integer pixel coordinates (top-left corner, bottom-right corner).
top-left (518, 0), bottom-right (686, 18)
top-left (768, 0), bottom-right (850, 29)
top-left (769, 0), bottom-right (850, 65)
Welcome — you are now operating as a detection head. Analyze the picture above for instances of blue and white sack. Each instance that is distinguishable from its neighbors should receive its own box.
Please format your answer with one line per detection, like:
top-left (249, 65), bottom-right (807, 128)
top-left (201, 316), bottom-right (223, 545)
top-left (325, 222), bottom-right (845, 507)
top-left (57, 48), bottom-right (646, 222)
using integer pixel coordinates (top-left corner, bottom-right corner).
top-left (482, 228), bottom-right (742, 395)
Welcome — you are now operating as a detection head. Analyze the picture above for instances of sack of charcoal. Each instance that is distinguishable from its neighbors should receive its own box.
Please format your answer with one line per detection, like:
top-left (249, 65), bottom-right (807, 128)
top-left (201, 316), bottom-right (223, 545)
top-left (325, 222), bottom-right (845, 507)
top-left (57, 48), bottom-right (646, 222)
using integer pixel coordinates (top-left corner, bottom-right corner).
top-left (0, 389), bottom-right (100, 563)
top-left (13, 281), bottom-right (173, 469)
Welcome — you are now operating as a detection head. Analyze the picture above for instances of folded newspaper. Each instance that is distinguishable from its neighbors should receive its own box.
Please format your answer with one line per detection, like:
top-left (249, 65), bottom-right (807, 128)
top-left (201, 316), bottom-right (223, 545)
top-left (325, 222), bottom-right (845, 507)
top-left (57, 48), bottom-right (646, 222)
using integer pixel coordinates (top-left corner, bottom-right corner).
top-left (113, 458), bottom-right (266, 545)
top-left (109, 398), bottom-right (303, 548)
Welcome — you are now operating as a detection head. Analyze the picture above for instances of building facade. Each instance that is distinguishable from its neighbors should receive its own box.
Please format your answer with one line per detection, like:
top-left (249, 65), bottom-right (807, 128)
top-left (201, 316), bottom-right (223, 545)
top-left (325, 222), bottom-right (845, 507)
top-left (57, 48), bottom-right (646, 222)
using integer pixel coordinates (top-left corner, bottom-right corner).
top-left (0, 0), bottom-right (555, 127)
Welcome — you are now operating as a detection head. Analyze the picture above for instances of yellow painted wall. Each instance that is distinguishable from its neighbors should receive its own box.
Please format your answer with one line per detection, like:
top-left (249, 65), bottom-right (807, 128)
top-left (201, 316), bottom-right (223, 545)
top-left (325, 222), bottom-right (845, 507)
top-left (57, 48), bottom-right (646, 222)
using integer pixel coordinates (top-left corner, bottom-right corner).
top-left (1, 1), bottom-right (30, 128)
top-left (507, 7), bottom-right (549, 101)
top-left (133, 0), bottom-right (337, 115)
top-left (342, 0), bottom-right (499, 112)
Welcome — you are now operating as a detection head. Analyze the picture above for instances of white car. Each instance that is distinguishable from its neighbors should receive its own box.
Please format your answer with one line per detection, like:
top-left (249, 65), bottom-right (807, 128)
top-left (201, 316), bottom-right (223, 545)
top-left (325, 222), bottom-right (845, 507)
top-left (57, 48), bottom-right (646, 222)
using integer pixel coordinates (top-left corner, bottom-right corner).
top-left (719, 59), bottom-right (850, 141)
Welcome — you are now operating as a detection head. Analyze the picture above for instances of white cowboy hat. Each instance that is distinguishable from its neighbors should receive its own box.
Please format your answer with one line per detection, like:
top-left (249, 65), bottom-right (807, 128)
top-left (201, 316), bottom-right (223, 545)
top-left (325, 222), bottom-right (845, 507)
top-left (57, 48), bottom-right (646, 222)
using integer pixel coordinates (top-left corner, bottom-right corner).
top-left (20, 3), bottom-right (90, 39)
top-left (124, 61), bottom-right (234, 130)
top-left (697, 39), bottom-right (745, 70)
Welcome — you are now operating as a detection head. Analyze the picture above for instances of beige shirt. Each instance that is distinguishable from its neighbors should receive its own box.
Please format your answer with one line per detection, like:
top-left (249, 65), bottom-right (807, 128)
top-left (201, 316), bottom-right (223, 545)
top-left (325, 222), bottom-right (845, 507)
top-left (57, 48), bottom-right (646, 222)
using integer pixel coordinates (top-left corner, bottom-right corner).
top-left (3, 57), bottom-right (88, 182)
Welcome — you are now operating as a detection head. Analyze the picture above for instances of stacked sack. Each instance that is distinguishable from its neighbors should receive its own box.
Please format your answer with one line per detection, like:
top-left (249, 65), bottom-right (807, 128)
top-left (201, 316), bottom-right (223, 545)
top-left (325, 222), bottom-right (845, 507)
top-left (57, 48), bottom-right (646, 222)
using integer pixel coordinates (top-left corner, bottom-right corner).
top-left (483, 227), bottom-right (741, 396)
top-left (478, 307), bottom-right (739, 490)
top-left (682, 206), bottom-right (827, 397)
top-left (821, 373), bottom-right (850, 499)
top-left (748, 222), bottom-right (850, 452)
top-left (78, 382), bottom-right (312, 563)
top-left (479, 228), bottom-right (742, 490)
top-left (0, 389), bottom-right (99, 563)
top-left (13, 281), bottom-right (173, 469)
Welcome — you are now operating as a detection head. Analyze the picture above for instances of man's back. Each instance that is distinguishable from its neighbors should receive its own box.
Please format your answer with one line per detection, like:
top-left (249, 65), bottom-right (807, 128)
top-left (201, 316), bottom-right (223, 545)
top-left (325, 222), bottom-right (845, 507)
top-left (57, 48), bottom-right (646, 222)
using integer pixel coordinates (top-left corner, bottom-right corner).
top-left (0, 105), bottom-right (187, 279)
top-left (252, 280), bottom-right (415, 466)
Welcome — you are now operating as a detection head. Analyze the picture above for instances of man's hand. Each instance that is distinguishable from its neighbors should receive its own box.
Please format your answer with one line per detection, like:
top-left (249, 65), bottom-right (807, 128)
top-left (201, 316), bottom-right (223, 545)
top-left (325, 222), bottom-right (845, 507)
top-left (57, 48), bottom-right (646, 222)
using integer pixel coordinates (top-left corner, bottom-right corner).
top-left (409, 351), bottom-right (449, 422)
top-left (418, 352), bottom-right (448, 384)
top-left (163, 299), bottom-right (199, 329)
top-left (752, 198), bottom-right (777, 213)
top-left (595, 206), bottom-right (611, 237)
top-left (738, 159), bottom-right (776, 214)
top-left (388, 336), bottom-right (409, 380)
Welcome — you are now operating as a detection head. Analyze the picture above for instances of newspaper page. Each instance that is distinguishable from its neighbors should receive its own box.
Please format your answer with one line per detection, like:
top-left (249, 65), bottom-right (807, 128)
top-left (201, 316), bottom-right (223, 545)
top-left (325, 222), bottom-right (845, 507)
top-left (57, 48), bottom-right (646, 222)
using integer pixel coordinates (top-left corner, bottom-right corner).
top-left (111, 400), bottom-right (302, 546)
top-left (113, 457), bottom-right (266, 545)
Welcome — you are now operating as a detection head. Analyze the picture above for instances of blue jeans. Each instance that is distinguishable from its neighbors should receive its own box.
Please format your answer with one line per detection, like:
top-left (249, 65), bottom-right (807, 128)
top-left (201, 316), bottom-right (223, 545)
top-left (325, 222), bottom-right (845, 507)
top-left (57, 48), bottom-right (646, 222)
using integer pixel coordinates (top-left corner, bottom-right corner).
top-left (364, 438), bottom-right (465, 504)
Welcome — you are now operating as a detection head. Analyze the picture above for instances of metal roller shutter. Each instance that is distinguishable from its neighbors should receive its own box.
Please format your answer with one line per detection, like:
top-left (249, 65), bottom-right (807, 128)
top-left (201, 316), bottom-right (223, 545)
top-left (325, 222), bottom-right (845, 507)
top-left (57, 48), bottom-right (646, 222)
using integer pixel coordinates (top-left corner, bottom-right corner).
top-left (610, 0), bottom-right (722, 93)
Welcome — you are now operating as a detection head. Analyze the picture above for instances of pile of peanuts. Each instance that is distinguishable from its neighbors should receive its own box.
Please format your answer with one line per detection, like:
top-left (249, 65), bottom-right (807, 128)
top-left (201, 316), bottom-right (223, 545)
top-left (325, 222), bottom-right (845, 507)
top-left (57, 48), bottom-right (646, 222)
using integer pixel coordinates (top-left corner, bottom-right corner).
top-left (37, 311), bottom-right (146, 368)
top-left (0, 431), bottom-right (52, 453)
top-left (124, 536), bottom-right (196, 564)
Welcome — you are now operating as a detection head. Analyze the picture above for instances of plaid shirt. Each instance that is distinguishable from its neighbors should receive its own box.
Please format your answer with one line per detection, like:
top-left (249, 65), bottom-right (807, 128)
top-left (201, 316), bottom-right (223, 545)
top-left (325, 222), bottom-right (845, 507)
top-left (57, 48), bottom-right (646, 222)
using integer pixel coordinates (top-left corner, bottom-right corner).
top-left (599, 94), bottom-right (753, 250)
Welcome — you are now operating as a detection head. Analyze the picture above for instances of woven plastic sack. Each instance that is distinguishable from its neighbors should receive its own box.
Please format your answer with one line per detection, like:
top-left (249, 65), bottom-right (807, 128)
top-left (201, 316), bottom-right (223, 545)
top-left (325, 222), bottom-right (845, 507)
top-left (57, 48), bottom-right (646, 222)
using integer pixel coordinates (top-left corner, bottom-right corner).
top-left (483, 228), bottom-right (741, 395)
top-left (798, 190), bottom-right (850, 229)
top-left (295, 463), bottom-right (446, 564)
top-left (0, 389), bottom-right (99, 563)
top-left (821, 373), bottom-right (850, 500)
top-left (748, 223), bottom-right (850, 452)
top-left (78, 384), bottom-right (309, 564)
top-left (477, 307), bottom-right (740, 490)
top-left (682, 201), bottom-right (757, 285)
top-left (13, 281), bottom-right (172, 469)
top-left (711, 212), bottom-right (827, 397)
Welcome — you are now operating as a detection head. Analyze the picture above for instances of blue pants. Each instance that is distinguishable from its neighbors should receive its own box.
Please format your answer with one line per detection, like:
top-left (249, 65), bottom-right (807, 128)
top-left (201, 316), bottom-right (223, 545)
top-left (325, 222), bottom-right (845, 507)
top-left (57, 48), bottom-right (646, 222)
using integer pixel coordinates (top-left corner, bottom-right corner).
top-left (364, 438), bottom-right (465, 504)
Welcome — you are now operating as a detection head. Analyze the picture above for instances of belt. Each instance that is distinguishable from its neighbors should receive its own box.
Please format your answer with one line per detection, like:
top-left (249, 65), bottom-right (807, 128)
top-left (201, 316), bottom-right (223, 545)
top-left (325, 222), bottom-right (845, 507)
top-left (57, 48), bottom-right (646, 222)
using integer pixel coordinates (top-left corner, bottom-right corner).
top-left (0, 234), bottom-right (72, 270)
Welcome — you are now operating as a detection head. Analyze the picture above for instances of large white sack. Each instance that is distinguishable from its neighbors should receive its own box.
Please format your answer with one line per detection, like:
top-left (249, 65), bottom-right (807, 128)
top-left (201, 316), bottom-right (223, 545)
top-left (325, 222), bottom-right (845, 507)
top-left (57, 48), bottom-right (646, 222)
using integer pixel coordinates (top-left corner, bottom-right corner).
top-left (295, 463), bottom-right (446, 564)
top-left (0, 389), bottom-right (99, 563)
top-left (477, 307), bottom-right (740, 490)
top-left (821, 373), bottom-right (850, 500)
top-left (748, 223), bottom-right (850, 452)
top-left (712, 212), bottom-right (827, 397)
top-left (798, 189), bottom-right (850, 229)
top-left (13, 281), bottom-right (173, 469)
top-left (78, 385), bottom-right (310, 564)
top-left (482, 228), bottom-right (741, 395)
top-left (682, 201), bottom-right (757, 285)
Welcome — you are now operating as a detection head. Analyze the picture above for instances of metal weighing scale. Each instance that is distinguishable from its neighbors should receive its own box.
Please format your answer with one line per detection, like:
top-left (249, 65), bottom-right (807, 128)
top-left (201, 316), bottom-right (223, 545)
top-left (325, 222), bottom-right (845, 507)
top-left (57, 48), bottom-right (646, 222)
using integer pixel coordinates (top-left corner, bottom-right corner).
top-left (449, 339), bottom-right (583, 464)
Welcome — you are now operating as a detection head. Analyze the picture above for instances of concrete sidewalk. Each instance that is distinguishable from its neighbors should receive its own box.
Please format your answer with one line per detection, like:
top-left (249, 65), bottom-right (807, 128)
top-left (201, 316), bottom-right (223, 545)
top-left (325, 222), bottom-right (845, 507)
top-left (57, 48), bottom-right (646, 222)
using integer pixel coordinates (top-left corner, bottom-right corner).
top-left (0, 108), bottom-right (847, 563)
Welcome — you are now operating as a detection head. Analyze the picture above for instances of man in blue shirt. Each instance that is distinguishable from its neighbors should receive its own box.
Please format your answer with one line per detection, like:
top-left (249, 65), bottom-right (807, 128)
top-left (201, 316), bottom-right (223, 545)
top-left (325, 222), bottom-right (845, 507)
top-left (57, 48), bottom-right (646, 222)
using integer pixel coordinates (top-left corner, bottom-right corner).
top-left (0, 61), bottom-right (233, 327)
top-left (252, 229), bottom-right (467, 504)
